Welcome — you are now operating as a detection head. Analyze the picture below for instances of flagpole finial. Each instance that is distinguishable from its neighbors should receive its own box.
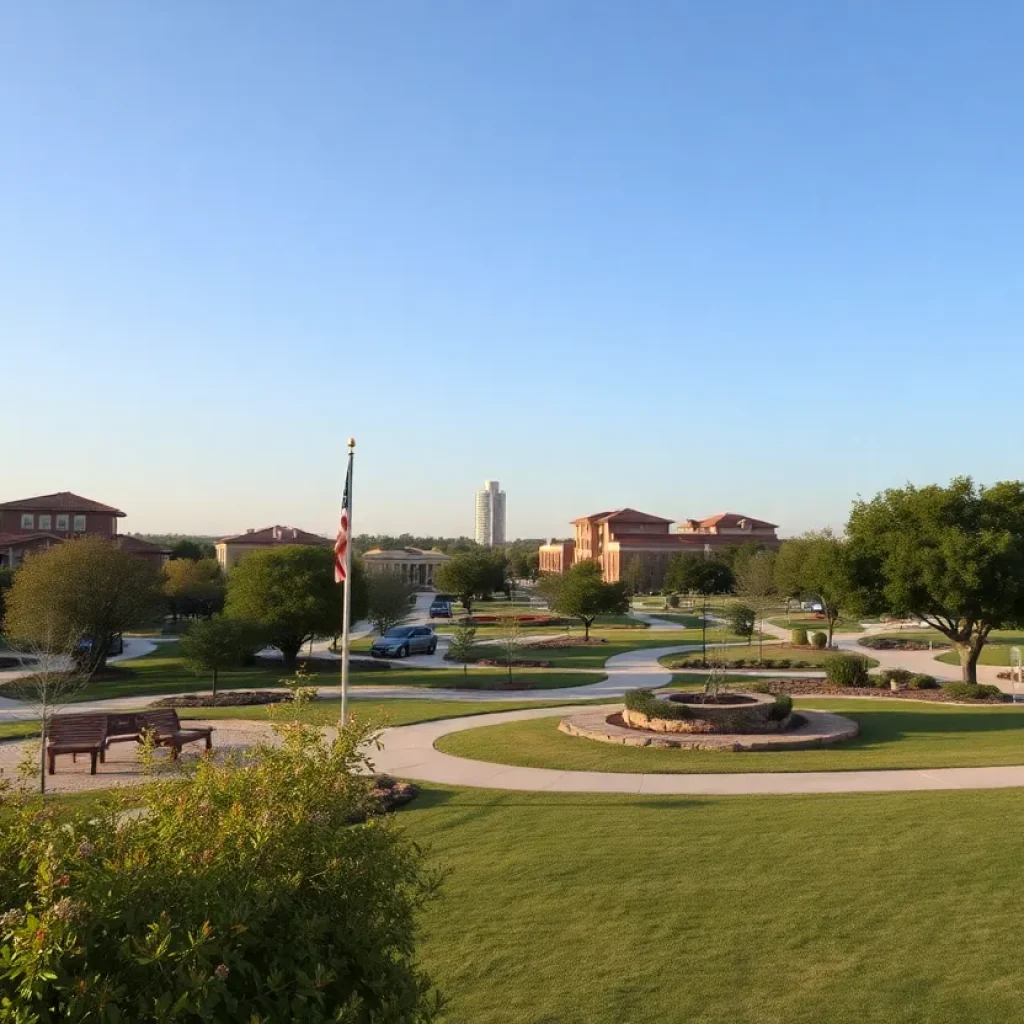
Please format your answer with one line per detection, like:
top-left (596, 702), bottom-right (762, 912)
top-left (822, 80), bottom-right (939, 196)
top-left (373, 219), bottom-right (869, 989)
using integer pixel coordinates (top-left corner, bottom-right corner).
top-left (347, 436), bottom-right (356, 449)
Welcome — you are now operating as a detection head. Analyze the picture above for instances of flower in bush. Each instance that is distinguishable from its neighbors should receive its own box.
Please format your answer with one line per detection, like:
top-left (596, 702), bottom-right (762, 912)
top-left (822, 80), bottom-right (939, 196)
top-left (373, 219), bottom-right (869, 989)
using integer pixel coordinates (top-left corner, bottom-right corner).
top-left (0, 719), bottom-right (443, 1022)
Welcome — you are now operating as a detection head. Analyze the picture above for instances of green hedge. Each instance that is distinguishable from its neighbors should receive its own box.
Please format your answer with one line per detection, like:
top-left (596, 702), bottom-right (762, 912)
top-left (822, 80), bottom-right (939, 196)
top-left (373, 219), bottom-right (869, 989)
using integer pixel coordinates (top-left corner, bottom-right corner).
top-left (809, 632), bottom-right (827, 650)
top-left (825, 655), bottom-right (871, 687)
top-left (768, 694), bottom-right (793, 721)
top-left (623, 689), bottom-right (691, 720)
top-left (941, 682), bottom-right (1004, 701)
top-left (791, 628), bottom-right (809, 646)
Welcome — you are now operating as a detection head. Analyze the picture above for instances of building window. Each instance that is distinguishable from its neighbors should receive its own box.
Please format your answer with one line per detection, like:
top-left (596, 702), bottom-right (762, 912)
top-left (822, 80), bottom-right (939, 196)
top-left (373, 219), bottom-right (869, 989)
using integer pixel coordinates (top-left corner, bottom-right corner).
top-left (56, 514), bottom-right (69, 531)
top-left (73, 515), bottom-right (86, 532)
top-left (20, 514), bottom-right (34, 529)
top-left (38, 514), bottom-right (51, 530)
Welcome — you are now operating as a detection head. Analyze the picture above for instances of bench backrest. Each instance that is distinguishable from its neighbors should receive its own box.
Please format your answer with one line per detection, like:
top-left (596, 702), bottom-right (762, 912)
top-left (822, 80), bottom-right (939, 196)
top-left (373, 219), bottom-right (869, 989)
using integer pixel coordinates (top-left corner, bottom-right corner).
top-left (139, 708), bottom-right (181, 733)
top-left (47, 714), bottom-right (107, 746)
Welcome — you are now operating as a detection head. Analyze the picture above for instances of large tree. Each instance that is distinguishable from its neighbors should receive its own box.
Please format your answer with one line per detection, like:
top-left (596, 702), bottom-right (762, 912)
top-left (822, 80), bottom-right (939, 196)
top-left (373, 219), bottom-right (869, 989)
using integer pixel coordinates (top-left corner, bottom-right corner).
top-left (2, 537), bottom-right (163, 677)
top-left (433, 551), bottom-right (505, 613)
top-left (366, 571), bottom-right (414, 636)
top-left (224, 546), bottom-right (366, 672)
top-left (546, 561), bottom-right (629, 640)
top-left (847, 477), bottom-right (1024, 682)
top-left (774, 531), bottom-right (853, 647)
top-left (164, 557), bottom-right (225, 620)
top-left (663, 554), bottom-right (734, 597)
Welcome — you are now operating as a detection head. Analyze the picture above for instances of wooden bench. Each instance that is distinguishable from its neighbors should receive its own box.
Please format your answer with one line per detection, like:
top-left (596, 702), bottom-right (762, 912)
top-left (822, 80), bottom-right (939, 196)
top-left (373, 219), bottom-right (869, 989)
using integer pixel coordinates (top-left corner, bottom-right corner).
top-left (46, 714), bottom-right (108, 775)
top-left (138, 709), bottom-right (213, 760)
top-left (45, 711), bottom-right (214, 774)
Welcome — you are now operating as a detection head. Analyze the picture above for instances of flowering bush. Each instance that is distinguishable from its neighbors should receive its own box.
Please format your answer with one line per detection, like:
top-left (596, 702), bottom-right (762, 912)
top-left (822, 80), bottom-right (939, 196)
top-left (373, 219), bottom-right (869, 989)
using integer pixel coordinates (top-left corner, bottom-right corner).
top-left (0, 719), bottom-right (442, 1022)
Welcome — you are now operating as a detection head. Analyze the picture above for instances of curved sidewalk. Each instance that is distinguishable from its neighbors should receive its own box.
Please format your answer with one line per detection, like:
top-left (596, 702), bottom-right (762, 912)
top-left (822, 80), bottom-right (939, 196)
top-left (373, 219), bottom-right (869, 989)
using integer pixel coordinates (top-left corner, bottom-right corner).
top-left (372, 704), bottom-right (1024, 795)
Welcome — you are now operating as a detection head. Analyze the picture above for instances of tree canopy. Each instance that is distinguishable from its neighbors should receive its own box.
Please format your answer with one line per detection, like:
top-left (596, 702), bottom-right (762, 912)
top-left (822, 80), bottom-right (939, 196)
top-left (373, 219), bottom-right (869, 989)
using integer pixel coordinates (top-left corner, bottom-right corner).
top-left (773, 531), bottom-right (854, 646)
top-left (2, 537), bottom-right (163, 676)
top-left (179, 616), bottom-right (260, 696)
top-left (847, 477), bottom-right (1024, 681)
top-left (663, 554), bottom-right (735, 597)
top-left (224, 546), bottom-right (367, 671)
top-left (432, 551), bottom-right (507, 613)
top-left (366, 572), bottom-right (415, 635)
top-left (543, 561), bottom-right (629, 639)
top-left (163, 558), bottom-right (225, 619)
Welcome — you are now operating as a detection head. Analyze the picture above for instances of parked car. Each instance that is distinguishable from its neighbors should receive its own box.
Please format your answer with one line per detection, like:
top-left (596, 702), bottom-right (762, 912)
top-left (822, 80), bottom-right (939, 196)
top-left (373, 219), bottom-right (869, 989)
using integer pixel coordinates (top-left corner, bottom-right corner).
top-left (429, 598), bottom-right (453, 618)
top-left (370, 626), bottom-right (437, 659)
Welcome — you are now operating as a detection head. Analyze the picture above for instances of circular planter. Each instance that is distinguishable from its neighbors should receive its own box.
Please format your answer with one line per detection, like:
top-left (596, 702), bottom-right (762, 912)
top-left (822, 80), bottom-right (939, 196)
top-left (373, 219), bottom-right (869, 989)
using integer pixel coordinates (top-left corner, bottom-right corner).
top-left (622, 691), bottom-right (788, 734)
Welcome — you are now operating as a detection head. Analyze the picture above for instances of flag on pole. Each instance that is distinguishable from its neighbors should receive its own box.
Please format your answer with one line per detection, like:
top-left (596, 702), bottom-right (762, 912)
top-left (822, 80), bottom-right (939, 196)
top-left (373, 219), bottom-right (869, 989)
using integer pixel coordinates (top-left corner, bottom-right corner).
top-left (334, 463), bottom-right (351, 583)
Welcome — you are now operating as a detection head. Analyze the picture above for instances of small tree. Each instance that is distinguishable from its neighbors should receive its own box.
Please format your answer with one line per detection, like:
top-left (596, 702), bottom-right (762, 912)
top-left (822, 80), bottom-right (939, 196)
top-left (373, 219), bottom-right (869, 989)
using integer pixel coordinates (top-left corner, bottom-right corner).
top-left (446, 624), bottom-right (478, 680)
top-left (496, 613), bottom-right (522, 686)
top-left (366, 572), bottom-right (414, 636)
top-left (3, 536), bottom-right (163, 678)
top-left (735, 549), bottom-right (777, 663)
top-left (728, 604), bottom-right (756, 645)
top-left (774, 532), bottom-right (853, 648)
top-left (433, 552), bottom-right (495, 614)
top-left (547, 561), bottom-right (629, 640)
top-left (179, 616), bottom-right (260, 699)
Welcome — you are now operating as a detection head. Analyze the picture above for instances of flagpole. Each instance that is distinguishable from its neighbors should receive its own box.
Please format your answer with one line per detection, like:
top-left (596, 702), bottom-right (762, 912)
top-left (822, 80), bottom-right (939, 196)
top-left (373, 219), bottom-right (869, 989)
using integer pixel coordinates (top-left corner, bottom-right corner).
top-left (340, 437), bottom-right (355, 727)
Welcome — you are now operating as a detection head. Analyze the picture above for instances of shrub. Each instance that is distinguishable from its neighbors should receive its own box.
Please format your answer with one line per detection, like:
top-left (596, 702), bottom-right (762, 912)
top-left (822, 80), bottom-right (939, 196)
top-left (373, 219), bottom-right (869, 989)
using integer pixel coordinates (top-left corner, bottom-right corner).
top-left (0, 720), bottom-right (442, 1021)
top-left (624, 689), bottom-right (691, 720)
top-left (733, 658), bottom-right (746, 667)
top-left (941, 682), bottom-right (1004, 702)
top-left (791, 628), bottom-right (809, 646)
top-left (809, 632), bottom-right (827, 650)
top-left (749, 682), bottom-right (772, 693)
top-left (825, 654), bottom-right (871, 687)
top-left (909, 673), bottom-right (939, 690)
top-left (879, 668), bottom-right (914, 689)
top-left (667, 594), bottom-right (681, 608)
top-left (768, 694), bottom-right (793, 721)
top-left (774, 658), bottom-right (792, 669)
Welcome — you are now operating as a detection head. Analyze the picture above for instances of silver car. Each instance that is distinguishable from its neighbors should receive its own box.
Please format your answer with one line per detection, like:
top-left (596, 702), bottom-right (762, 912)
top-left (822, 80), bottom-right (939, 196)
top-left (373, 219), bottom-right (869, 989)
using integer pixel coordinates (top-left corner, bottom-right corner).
top-left (370, 625), bottom-right (437, 658)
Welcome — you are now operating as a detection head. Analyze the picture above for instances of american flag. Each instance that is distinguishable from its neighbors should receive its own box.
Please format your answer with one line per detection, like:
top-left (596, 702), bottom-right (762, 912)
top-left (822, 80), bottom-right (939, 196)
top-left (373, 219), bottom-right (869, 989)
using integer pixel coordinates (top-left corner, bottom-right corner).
top-left (334, 463), bottom-right (351, 583)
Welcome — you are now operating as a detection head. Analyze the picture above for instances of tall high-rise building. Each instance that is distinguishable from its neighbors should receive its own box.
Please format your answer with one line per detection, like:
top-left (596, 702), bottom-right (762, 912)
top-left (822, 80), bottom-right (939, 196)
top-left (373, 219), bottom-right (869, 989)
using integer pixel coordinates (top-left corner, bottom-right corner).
top-left (474, 480), bottom-right (506, 547)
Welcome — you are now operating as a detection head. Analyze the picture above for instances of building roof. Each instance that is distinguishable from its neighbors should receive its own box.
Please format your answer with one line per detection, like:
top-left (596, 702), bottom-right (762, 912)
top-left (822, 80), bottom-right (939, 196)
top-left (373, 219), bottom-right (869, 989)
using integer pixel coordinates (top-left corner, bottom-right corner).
top-left (0, 532), bottom-right (64, 548)
top-left (0, 492), bottom-right (126, 516)
top-left (116, 535), bottom-right (171, 555)
top-left (572, 508), bottom-right (673, 526)
top-left (217, 525), bottom-right (332, 547)
top-left (690, 513), bottom-right (779, 530)
top-left (364, 547), bottom-right (452, 560)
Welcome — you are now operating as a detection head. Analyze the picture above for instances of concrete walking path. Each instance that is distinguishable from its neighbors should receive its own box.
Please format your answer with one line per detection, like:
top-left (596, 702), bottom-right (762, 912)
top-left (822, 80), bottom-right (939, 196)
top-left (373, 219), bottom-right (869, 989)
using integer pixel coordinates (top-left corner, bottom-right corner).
top-left (372, 703), bottom-right (1024, 795)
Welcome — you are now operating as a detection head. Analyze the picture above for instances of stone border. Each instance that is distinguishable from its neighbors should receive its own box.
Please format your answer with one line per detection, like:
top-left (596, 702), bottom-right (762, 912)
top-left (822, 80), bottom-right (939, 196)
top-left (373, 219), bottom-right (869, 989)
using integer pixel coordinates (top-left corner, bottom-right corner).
top-left (559, 708), bottom-right (859, 751)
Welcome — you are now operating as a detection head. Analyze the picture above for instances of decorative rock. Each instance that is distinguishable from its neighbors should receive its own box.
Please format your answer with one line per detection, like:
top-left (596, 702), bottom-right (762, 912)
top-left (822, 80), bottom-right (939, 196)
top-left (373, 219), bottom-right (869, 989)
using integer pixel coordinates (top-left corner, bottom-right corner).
top-left (559, 708), bottom-right (859, 751)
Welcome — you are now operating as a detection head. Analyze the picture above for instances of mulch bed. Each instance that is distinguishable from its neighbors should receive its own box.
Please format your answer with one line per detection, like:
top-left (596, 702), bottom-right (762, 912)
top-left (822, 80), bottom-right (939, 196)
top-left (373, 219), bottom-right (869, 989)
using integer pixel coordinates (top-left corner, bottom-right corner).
top-left (737, 679), bottom-right (1006, 704)
top-left (151, 691), bottom-right (295, 708)
top-left (859, 638), bottom-right (950, 651)
top-left (457, 657), bottom-right (553, 668)
top-left (523, 638), bottom-right (608, 649)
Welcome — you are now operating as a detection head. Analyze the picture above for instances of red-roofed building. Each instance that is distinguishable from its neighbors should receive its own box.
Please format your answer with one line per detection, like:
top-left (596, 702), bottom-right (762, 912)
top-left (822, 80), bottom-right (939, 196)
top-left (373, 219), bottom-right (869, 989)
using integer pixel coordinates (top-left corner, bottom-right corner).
top-left (539, 507), bottom-right (781, 587)
top-left (0, 491), bottom-right (173, 568)
top-left (214, 525), bottom-right (333, 571)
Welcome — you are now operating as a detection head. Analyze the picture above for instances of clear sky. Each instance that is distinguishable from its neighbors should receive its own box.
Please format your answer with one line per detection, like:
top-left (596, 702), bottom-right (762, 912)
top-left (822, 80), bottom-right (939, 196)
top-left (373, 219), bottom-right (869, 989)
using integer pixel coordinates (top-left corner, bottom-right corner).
top-left (2, 1), bottom-right (1022, 540)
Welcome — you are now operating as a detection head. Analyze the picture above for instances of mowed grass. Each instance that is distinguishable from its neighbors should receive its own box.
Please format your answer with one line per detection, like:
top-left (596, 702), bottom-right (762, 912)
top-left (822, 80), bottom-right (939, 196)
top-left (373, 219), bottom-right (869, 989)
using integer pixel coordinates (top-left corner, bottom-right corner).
top-left (768, 614), bottom-right (865, 633)
top-left (662, 644), bottom-right (878, 669)
top-left (936, 633), bottom-right (1024, 667)
top-left (435, 698), bottom-right (1024, 773)
top-left (511, 628), bottom-right (749, 668)
top-left (401, 785), bottom-right (1024, 1024)
top-left (46, 645), bottom-right (605, 701)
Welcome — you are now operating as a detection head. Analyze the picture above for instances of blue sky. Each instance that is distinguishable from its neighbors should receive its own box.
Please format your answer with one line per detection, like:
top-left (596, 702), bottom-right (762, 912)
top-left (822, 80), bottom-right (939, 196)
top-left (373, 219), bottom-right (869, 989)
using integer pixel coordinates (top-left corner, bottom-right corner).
top-left (2, 1), bottom-right (1022, 540)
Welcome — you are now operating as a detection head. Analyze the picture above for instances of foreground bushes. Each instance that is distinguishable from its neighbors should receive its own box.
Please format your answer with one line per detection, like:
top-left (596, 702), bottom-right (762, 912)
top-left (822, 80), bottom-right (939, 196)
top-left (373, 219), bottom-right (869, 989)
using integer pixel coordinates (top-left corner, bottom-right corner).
top-left (0, 721), bottom-right (442, 1023)
top-left (825, 655), bottom-right (871, 687)
top-left (791, 628), bottom-right (809, 646)
top-left (809, 632), bottom-right (827, 650)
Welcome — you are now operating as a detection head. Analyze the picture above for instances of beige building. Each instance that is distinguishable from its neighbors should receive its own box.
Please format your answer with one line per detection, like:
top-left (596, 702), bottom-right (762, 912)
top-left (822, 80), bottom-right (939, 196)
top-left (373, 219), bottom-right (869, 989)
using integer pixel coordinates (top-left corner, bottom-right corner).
top-left (539, 508), bottom-right (781, 587)
top-left (362, 547), bottom-right (452, 587)
top-left (215, 525), bottom-right (332, 571)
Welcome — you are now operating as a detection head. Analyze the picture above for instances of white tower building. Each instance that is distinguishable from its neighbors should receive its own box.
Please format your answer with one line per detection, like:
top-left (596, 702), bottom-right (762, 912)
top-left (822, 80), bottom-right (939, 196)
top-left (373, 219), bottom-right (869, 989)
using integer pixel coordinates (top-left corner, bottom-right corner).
top-left (475, 480), bottom-right (506, 547)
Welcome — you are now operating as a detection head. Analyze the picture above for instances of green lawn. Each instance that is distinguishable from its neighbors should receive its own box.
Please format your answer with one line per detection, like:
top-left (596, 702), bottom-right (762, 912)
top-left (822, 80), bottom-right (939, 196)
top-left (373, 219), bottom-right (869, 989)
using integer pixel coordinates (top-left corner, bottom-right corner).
top-left (401, 785), bottom-right (1024, 1023)
top-left (0, 720), bottom-right (40, 741)
top-left (46, 644), bottom-right (605, 702)
top-left (935, 633), bottom-right (1024, 667)
top-left (436, 698), bottom-right (1024, 773)
top-left (768, 614), bottom-right (865, 633)
top-left (661, 644), bottom-right (877, 669)
top-left (639, 612), bottom-right (705, 627)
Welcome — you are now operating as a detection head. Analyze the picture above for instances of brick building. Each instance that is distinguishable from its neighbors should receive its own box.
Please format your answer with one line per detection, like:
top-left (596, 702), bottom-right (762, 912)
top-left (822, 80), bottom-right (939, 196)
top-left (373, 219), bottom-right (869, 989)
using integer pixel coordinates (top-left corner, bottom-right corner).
top-left (0, 492), bottom-right (169, 569)
top-left (538, 508), bottom-right (780, 588)
top-left (214, 525), bottom-right (333, 571)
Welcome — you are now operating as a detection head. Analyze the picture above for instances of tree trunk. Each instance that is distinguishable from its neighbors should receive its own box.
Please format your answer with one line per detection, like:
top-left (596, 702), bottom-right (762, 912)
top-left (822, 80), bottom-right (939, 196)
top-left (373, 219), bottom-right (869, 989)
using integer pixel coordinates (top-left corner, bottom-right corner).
top-left (212, 667), bottom-right (218, 699)
top-left (280, 644), bottom-right (300, 674)
top-left (583, 617), bottom-right (593, 641)
top-left (954, 641), bottom-right (983, 683)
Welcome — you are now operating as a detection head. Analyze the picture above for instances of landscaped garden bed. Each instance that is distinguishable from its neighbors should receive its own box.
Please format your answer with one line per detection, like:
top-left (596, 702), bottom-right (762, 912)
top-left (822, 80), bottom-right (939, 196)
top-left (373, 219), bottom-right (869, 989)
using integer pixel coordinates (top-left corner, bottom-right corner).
top-left (151, 690), bottom-right (296, 708)
top-left (859, 636), bottom-right (949, 651)
top-left (743, 678), bottom-right (1006, 703)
